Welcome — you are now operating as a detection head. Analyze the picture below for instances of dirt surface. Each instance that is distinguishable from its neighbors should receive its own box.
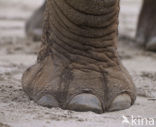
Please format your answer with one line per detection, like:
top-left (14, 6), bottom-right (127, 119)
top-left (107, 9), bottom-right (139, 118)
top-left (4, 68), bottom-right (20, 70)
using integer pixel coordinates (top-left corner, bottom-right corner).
top-left (0, 0), bottom-right (156, 127)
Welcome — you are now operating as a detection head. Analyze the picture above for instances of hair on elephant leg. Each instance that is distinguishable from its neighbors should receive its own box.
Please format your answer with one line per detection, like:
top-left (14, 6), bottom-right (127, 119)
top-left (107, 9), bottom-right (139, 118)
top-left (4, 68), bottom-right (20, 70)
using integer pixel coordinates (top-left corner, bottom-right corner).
top-left (22, 0), bottom-right (136, 113)
top-left (25, 2), bottom-right (45, 41)
top-left (136, 0), bottom-right (156, 51)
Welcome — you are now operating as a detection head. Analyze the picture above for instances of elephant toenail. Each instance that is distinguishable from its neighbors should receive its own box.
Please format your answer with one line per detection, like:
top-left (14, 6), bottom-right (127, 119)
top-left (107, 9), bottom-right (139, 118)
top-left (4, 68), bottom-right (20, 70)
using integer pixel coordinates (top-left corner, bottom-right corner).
top-left (37, 95), bottom-right (59, 108)
top-left (109, 94), bottom-right (131, 111)
top-left (67, 93), bottom-right (103, 113)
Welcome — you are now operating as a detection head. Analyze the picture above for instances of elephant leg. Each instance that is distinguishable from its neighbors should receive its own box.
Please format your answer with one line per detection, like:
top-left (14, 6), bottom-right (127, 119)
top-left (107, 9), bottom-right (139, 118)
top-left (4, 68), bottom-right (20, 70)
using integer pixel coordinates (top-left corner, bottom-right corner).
top-left (22, 0), bottom-right (136, 113)
top-left (25, 2), bottom-right (45, 41)
top-left (136, 0), bottom-right (156, 51)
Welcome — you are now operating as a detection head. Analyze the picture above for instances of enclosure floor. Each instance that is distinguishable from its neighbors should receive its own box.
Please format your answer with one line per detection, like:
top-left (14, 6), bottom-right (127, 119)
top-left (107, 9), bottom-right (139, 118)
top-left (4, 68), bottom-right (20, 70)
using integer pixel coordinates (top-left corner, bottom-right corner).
top-left (0, 0), bottom-right (156, 127)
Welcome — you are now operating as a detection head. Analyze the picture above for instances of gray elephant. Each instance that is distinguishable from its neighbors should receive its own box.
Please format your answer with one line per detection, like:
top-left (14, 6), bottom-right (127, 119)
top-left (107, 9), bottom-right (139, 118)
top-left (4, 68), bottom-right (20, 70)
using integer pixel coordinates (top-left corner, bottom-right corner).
top-left (26, 0), bottom-right (156, 52)
top-left (22, 0), bottom-right (136, 113)
top-left (25, 2), bottom-right (45, 41)
top-left (136, 0), bottom-right (156, 51)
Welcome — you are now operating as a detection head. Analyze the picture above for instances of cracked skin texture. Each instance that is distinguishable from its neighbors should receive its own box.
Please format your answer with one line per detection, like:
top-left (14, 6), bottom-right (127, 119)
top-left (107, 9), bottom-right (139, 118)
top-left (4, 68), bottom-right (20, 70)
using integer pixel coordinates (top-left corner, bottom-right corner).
top-left (22, 0), bottom-right (136, 113)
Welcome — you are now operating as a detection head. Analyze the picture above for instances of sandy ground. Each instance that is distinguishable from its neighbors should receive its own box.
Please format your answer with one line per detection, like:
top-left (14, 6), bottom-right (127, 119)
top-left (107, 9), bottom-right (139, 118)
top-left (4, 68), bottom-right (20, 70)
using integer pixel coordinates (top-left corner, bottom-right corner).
top-left (0, 0), bottom-right (156, 127)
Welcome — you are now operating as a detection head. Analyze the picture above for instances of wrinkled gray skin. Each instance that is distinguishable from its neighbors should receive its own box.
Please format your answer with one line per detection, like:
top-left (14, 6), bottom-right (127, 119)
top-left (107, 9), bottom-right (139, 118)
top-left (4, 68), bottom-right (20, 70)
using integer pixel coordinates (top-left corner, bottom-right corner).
top-left (27, 0), bottom-right (156, 52)
top-left (22, 0), bottom-right (136, 113)
top-left (25, 2), bottom-right (45, 41)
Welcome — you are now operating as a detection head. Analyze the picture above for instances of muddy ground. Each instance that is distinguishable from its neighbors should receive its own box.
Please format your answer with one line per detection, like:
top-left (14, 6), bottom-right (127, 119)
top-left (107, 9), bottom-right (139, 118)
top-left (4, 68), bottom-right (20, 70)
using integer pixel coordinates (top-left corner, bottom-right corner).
top-left (0, 0), bottom-right (156, 127)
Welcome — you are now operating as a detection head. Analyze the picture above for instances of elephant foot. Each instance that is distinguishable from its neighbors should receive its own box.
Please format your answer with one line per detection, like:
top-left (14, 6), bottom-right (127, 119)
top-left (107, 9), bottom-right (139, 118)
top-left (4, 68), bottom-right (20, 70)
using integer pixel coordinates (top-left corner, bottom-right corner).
top-left (31, 28), bottom-right (42, 41)
top-left (146, 37), bottom-right (156, 51)
top-left (22, 56), bottom-right (136, 113)
top-left (135, 36), bottom-right (156, 51)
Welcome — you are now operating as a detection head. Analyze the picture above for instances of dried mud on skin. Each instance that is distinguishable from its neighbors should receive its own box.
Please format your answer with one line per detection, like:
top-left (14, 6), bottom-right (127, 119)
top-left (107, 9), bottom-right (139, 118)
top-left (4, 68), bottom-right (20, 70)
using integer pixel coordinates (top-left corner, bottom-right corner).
top-left (0, 0), bottom-right (156, 127)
